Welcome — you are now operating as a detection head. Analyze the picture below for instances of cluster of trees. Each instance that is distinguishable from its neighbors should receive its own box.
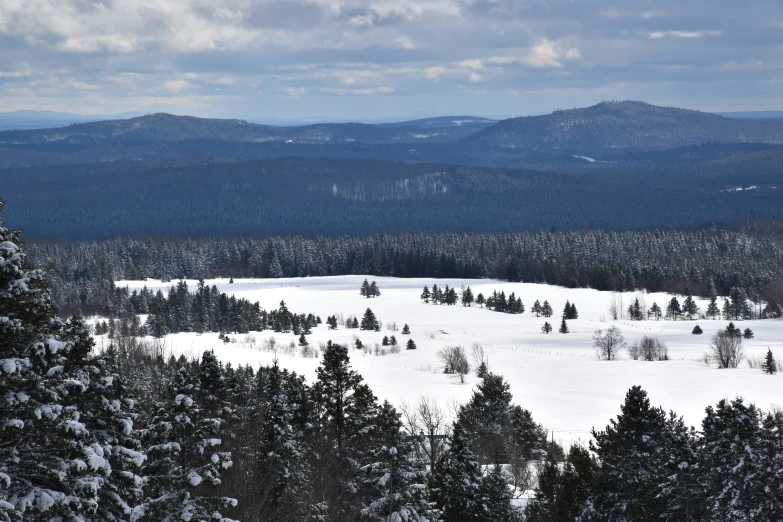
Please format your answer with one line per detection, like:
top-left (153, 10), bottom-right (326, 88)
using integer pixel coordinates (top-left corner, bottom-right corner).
top-left (525, 386), bottom-right (783, 522)
top-left (359, 279), bottom-right (381, 298)
top-left (421, 284), bottom-right (460, 306)
top-left (29, 228), bottom-right (783, 317)
top-left (3, 206), bottom-right (783, 522)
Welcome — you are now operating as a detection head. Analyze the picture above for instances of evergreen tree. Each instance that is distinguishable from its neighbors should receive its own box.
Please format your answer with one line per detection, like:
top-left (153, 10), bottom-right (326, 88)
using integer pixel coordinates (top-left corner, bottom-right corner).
top-left (402, 324), bottom-right (411, 335)
top-left (476, 293), bottom-right (485, 308)
top-left (461, 286), bottom-right (474, 307)
top-left (369, 280), bottom-right (381, 298)
top-left (477, 464), bottom-right (515, 521)
top-left (706, 294), bottom-right (720, 319)
top-left (135, 363), bottom-right (234, 522)
top-left (362, 401), bottom-right (438, 522)
top-left (299, 333), bottom-right (309, 346)
top-left (0, 205), bottom-right (145, 521)
top-left (692, 325), bottom-right (703, 335)
top-left (761, 348), bottom-right (777, 374)
top-left (532, 300), bottom-right (542, 317)
top-left (360, 279), bottom-right (371, 298)
top-left (586, 386), bottom-right (668, 522)
top-left (361, 308), bottom-right (380, 331)
top-left (406, 339), bottom-right (417, 350)
top-left (725, 322), bottom-right (741, 338)
top-left (682, 291), bottom-right (699, 320)
top-left (568, 302), bottom-right (578, 319)
top-left (382, 335), bottom-right (390, 346)
top-left (628, 297), bottom-right (642, 320)
top-left (559, 318), bottom-right (569, 334)
top-left (649, 302), bottom-right (662, 320)
top-left (421, 286), bottom-right (431, 303)
top-left (542, 321), bottom-right (552, 334)
top-left (666, 297), bottom-right (681, 320)
top-left (429, 418), bottom-right (484, 522)
top-left (390, 335), bottom-right (398, 346)
top-left (327, 315), bottom-right (338, 330)
top-left (656, 413), bottom-right (706, 522)
top-left (312, 342), bottom-right (379, 520)
top-left (743, 327), bottom-right (754, 339)
top-left (541, 300), bottom-right (553, 318)
top-left (525, 446), bottom-right (597, 522)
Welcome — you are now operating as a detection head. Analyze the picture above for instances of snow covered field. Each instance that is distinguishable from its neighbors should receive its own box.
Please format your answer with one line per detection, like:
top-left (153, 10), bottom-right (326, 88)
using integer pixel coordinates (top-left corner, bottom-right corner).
top-left (109, 276), bottom-right (783, 446)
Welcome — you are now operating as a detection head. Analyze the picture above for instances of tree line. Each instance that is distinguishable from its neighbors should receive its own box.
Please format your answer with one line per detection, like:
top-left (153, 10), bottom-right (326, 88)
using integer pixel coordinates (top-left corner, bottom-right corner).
top-left (27, 228), bottom-right (783, 317)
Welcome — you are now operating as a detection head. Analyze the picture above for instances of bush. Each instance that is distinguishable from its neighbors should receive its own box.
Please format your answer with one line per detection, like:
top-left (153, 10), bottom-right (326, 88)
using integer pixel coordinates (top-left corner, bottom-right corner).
top-left (708, 330), bottom-right (743, 369)
top-left (692, 325), bottom-right (703, 335)
top-left (593, 326), bottom-right (626, 360)
top-left (743, 328), bottom-right (754, 339)
top-left (627, 336), bottom-right (669, 361)
top-left (437, 345), bottom-right (470, 383)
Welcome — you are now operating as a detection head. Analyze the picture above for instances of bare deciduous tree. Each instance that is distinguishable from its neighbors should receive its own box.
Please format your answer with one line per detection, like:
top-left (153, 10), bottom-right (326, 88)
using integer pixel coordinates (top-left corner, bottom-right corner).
top-left (437, 345), bottom-right (471, 383)
top-left (708, 330), bottom-right (744, 369)
top-left (628, 336), bottom-right (669, 361)
top-left (399, 396), bottom-right (448, 465)
top-left (593, 326), bottom-right (626, 360)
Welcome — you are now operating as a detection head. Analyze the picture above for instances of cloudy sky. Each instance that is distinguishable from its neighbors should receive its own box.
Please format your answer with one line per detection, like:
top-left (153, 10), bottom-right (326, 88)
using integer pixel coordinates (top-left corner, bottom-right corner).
top-left (0, 0), bottom-right (781, 120)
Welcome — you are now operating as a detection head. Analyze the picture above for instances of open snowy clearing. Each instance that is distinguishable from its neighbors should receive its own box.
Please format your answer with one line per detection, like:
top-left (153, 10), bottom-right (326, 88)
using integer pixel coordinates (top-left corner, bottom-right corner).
top-left (109, 276), bottom-right (783, 446)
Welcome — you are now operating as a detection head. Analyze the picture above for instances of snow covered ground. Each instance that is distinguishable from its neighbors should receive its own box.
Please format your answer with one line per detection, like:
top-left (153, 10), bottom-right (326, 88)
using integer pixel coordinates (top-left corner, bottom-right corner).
top-left (108, 276), bottom-right (783, 447)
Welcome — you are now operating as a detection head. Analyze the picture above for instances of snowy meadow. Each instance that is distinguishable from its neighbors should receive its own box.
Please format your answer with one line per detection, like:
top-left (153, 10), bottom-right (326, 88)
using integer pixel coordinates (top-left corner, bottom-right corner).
top-left (107, 275), bottom-right (783, 446)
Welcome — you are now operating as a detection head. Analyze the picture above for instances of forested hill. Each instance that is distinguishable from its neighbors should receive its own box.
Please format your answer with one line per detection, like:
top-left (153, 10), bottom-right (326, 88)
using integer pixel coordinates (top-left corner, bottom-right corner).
top-left (0, 112), bottom-right (495, 146)
top-left (3, 153), bottom-right (783, 240)
top-left (464, 101), bottom-right (783, 151)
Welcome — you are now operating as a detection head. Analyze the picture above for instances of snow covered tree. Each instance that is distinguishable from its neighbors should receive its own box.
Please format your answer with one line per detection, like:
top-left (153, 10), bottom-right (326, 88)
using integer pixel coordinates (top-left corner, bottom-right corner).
top-left (656, 413), bottom-right (706, 522)
top-left (460, 286), bottom-right (474, 307)
top-left (390, 335), bottom-right (398, 346)
top-left (700, 398), bottom-right (767, 521)
top-left (532, 300), bottom-right (542, 317)
top-left (382, 335), bottom-right (390, 346)
top-left (0, 204), bottom-right (145, 522)
top-left (361, 401), bottom-right (438, 522)
top-left (134, 363), bottom-right (234, 522)
top-left (311, 341), bottom-right (379, 520)
top-left (429, 416), bottom-right (484, 522)
top-left (327, 315), bottom-right (338, 330)
top-left (476, 293), bottom-right (485, 308)
top-left (477, 464), bottom-right (515, 522)
top-left (421, 286), bottom-right (431, 303)
top-left (541, 300), bottom-right (553, 318)
top-left (586, 386), bottom-right (668, 522)
top-left (299, 333), bottom-right (309, 346)
top-left (525, 445), bottom-right (597, 522)
top-left (254, 361), bottom-right (311, 521)
top-left (761, 348), bottom-right (777, 374)
top-left (542, 322), bottom-right (552, 334)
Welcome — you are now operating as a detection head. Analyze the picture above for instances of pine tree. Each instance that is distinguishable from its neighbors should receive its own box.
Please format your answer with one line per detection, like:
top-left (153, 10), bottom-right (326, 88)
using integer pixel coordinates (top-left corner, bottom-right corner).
top-left (361, 308), bottom-right (380, 331)
top-left (682, 292), bottom-right (699, 320)
top-left (559, 318), bottom-right (569, 334)
top-left (369, 281), bottom-right (380, 297)
top-left (360, 279), bottom-right (371, 298)
top-left (568, 302), bottom-right (578, 319)
top-left (525, 446), bottom-right (596, 522)
top-left (402, 324), bottom-right (410, 335)
top-left (0, 205), bottom-right (145, 521)
top-left (362, 401), bottom-right (438, 522)
top-left (649, 302), bottom-right (662, 320)
top-left (461, 286), bottom-right (474, 307)
top-left (532, 300), bottom-right (542, 317)
top-left (135, 363), bottom-right (234, 522)
top-left (628, 298), bottom-right (642, 320)
top-left (656, 413), bottom-right (706, 522)
top-left (761, 348), bottom-right (777, 374)
top-left (476, 293), bottom-right (485, 308)
top-left (299, 333), bottom-right (309, 346)
top-left (542, 321), bottom-right (552, 334)
top-left (706, 294), bottom-right (720, 319)
top-left (725, 322), bottom-right (741, 338)
top-left (429, 418), bottom-right (484, 522)
top-left (666, 297), bottom-right (681, 320)
top-left (477, 464), bottom-right (515, 521)
top-left (312, 341), bottom-right (379, 520)
top-left (421, 286), bottom-right (431, 303)
top-left (692, 325), bottom-right (703, 335)
top-left (541, 300), bottom-right (553, 318)
top-left (587, 386), bottom-right (668, 521)
top-left (406, 339), bottom-right (417, 350)
top-left (390, 336), bottom-right (398, 346)
top-left (743, 327), bottom-right (754, 339)
top-left (327, 315), bottom-right (338, 330)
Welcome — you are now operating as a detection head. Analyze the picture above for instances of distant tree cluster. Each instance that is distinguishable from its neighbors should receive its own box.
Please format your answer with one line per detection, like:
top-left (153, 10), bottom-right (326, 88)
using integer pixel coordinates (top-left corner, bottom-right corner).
top-left (421, 284), bottom-right (459, 305)
top-left (360, 279), bottom-right (381, 298)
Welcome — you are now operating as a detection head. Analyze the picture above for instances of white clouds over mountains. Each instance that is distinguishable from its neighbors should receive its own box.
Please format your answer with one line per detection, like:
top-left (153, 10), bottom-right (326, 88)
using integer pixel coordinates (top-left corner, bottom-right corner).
top-left (0, 0), bottom-right (779, 118)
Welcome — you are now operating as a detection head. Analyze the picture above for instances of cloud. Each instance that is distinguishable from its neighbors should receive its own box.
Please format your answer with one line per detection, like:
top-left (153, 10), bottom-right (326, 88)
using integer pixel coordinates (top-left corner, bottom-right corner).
top-left (164, 80), bottom-right (191, 93)
top-left (649, 30), bottom-right (721, 39)
top-left (320, 86), bottom-right (394, 95)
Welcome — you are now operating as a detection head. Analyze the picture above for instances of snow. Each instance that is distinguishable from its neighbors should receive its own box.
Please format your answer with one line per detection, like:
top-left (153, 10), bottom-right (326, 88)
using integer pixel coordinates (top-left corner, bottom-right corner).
top-left (113, 276), bottom-right (783, 447)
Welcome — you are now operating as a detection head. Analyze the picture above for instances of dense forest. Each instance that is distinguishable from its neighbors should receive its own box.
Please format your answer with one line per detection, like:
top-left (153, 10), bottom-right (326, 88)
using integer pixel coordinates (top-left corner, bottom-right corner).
top-left (3, 200), bottom-right (783, 522)
top-left (3, 148), bottom-right (783, 239)
top-left (27, 227), bottom-right (783, 316)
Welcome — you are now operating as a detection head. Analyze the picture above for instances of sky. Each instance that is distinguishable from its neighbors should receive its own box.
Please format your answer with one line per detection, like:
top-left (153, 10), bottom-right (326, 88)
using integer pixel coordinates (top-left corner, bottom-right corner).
top-left (0, 0), bottom-right (781, 121)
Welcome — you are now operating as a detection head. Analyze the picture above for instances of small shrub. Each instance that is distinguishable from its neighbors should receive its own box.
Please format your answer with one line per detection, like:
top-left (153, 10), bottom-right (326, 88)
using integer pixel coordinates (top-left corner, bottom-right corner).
top-left (692, 325), bottom-right (703, 335)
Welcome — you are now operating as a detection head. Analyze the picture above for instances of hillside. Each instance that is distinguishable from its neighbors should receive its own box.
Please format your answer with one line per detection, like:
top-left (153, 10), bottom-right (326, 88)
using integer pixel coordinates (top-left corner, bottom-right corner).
top-left (0, 112), bottom-right (495, 147)
top-left (465, 101), bottom-right (783, 151)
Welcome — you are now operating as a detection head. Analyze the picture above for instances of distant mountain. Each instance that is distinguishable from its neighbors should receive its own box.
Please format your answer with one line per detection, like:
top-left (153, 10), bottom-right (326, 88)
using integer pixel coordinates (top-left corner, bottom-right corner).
top-left (0, 110), bottom-right (143, 130)
top-left (465, 101), bottom-right (783, 152)
top-left (0, 112), bottom-right (495, 146)
top-left (717, 110), bottom-right (783, 119)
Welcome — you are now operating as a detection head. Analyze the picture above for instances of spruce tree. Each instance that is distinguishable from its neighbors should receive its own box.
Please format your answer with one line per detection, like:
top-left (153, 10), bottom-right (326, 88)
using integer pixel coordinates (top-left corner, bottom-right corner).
top-left (402, 324), bottom-right (410, 335)
top-left (476, 293), bottom-right (485, 308)
top-left (477, 464), bottom-right (515, 521)
top-left (532, 300), bottom-right (542, 317)
top-left (692, 325), bottom-right (703, 335)
top-left (390, 335), bottom-right (398, 346)
top-left (361, 401), bottom-right (438, 522)
top-left (542, 322), bottom-right (552, 334)
top-left (369, 280), bottom-right (380, 298)
top-left (742, 327), bottom-right (754, 339)
top-left (406, 339), bottom-right (417, 350)
top-left (299, 333), bottom-right (309, 346)
top-left (360, 308), bottom-right (380, 331)
top-left (587, 386), bottom-right (668, 521)
top-left (649, 302), bottom-right (662, 320)
top-left (382, 335), bottom-right (390, 346)
top-left (360, 279), bottom-right (371, 298)
top-left (421, 286), bottom-right (431, 303)
top-left (541, 300), bottom-right (553, 318)
top-left (706, 294), bottom-right (720, 319)
top-left (761, 348), bottom-right (777, 374)
top-left (559, 318), bottom-right (569, 334)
